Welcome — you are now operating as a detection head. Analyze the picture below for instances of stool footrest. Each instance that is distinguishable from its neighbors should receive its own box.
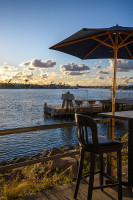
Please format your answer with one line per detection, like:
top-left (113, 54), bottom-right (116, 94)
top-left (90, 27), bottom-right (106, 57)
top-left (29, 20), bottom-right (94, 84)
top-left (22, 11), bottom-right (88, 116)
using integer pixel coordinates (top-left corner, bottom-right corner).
top-left (93, 183), bottom-right (120, 190)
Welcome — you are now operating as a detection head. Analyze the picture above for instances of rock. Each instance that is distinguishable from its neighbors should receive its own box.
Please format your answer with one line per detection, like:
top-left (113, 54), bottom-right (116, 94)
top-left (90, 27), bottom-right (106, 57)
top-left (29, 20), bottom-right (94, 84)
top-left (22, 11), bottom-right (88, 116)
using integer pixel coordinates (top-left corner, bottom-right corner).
top-left (63, 146), bottom-right (70, 152)
top-left (48, 156), bottom-right (78, 177)
top-left (48, 148), bottom-right (62, 157)
top-left (74, 144), bottom-right (79, 150)
top-left (60, 146), bottom-right (65, 152)
top-left (14, 156), bottom-right (29, 163)
top-left (42, 150), bottom-right (49, 157)
top-left (63, 145), bottom-right (75, 152)
top-left (7, 160), bottom-right (14, 165)
top-left (31, 153), bottom-right (42, 159)
top-left (12, 157), bottom-right (18, 161)
top-left (68, 145), bottom-right (74, 150)
top-left (0, 160), bottom-right (7, 166)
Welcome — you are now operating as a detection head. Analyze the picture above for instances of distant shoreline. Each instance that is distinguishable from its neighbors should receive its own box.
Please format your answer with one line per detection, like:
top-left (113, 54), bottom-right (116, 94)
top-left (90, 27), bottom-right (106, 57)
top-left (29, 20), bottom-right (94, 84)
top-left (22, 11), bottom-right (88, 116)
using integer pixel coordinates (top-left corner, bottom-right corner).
top-left (0, 83), bottom-right (133, 90)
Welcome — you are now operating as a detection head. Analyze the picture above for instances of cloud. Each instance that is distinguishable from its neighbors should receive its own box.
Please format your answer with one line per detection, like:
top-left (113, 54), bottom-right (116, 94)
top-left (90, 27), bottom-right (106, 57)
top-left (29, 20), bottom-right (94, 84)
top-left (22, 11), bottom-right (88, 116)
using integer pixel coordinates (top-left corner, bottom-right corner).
top-left (19, 59), bottom-right (56, 69)
top-left (0, 65), bottom-right (17, 71)
top-left (27, 67), bottom-right (37, 71)
top-left (12, 71), bottom-right (33, 80)
top-left (116, 75), bottom-right (133, 84)
top-left (96, 76), bottom-right (105, 80)
top-left (94, 60), bottom-right (102, 65)
top-left (96, 70), bottom-right (110, 75)
top-left (39, 71), bottom-right (48, 79)
top-left (64, 71), bottom-right (89, 76)
top-left (20, 61), bottom-right (31, 66)
top-left (60, 62), bottom-right (90, 76)
top-left (108, 59), bottom-right (133, 72)
top-left (93, 65), bottom-right (101, 70)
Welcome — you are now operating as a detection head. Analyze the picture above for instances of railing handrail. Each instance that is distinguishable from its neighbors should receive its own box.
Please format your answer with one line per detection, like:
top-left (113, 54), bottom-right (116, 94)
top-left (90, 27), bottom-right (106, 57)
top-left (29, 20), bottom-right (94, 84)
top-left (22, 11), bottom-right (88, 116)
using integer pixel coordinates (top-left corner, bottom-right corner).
top-left (0, 119), bottom-right (110, 136)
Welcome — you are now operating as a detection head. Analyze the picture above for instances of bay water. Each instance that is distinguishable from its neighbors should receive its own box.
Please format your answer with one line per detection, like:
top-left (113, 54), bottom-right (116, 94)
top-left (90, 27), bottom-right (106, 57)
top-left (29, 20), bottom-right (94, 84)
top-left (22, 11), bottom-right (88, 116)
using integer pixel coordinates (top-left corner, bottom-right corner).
top-left (0, 88), bottom-right (128, 161)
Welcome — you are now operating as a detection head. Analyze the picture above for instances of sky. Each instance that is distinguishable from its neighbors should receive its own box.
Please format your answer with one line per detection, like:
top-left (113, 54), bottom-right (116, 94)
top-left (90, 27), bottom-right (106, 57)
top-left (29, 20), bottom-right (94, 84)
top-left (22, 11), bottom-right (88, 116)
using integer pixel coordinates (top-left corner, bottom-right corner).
top-left (0, 0), bottom-right (133, 86)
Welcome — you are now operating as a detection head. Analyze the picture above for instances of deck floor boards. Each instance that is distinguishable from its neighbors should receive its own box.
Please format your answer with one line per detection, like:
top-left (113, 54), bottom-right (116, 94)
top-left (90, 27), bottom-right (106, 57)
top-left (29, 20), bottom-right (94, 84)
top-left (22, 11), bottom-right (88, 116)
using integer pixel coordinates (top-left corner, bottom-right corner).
top-left (20, 166), bottom-right (133, 200)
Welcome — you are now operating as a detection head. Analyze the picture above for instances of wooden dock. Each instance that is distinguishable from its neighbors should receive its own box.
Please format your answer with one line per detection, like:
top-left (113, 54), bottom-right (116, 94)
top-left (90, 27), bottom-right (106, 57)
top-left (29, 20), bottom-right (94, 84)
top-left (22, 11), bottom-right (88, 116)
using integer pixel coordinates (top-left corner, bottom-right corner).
top-left (44, 98), bottom-right (133, 118)
top-left (20, 166), bottom-right (133, 200)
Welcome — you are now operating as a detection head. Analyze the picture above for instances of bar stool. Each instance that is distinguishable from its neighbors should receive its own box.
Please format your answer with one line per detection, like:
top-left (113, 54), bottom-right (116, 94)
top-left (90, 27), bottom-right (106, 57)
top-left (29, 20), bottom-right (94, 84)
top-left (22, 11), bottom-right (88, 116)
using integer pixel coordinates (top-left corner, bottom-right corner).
top-left (74, 114), bottom-right (123, 200)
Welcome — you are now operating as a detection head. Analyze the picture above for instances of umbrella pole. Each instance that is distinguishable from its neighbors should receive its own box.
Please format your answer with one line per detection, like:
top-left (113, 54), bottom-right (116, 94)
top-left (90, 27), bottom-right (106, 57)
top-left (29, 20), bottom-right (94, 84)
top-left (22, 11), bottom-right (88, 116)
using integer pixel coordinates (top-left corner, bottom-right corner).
top-left (111, 32), bottom-right (118, 176)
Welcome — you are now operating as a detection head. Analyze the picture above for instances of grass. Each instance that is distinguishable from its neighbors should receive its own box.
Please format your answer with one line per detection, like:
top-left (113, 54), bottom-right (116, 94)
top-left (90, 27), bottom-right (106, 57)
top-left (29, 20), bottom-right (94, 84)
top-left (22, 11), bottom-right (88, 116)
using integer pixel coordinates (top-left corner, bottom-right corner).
top-left (4, 182), bottom-right (29, 200)
top-left (0, 164), bottom-right (74, 200)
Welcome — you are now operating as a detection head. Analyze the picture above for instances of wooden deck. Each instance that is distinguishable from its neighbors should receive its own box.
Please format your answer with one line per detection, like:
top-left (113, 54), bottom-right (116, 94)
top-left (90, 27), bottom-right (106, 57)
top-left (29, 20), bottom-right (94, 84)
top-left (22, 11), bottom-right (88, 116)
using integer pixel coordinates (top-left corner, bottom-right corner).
top-left (20, 166), bottom-right (133, 200)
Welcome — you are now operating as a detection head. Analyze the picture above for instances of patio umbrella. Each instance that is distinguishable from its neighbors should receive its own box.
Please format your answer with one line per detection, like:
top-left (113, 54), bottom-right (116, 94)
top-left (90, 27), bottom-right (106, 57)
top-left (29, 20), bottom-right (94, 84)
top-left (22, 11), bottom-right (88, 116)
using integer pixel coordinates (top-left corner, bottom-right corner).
top-left (50, 25), bottom-right (133, 176)
top-left (50, 24), bottom-right (133, 138)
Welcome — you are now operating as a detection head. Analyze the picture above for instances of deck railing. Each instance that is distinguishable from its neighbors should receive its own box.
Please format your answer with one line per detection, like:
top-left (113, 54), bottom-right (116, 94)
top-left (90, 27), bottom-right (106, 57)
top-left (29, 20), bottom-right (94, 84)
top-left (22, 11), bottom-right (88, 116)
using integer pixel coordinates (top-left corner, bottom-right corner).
top-left (0, 118), bottom-right (127, 174)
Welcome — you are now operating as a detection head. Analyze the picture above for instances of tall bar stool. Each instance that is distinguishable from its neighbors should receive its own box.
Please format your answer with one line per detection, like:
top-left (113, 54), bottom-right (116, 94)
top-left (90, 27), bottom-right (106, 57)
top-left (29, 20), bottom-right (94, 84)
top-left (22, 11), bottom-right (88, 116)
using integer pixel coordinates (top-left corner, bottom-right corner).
top-left (74, 114), bottom-right (123, 200)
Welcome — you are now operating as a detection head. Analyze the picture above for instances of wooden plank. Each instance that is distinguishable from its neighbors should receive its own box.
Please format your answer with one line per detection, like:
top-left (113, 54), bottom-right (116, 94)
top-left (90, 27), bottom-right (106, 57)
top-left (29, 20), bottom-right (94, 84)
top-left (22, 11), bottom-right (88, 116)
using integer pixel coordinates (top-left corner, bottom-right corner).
top-left (0, 119), bottom-right (110, 136)
top-left (0, 122), bottom-right (76, 136)
top-left (53, 32), bottom-right (110, 48)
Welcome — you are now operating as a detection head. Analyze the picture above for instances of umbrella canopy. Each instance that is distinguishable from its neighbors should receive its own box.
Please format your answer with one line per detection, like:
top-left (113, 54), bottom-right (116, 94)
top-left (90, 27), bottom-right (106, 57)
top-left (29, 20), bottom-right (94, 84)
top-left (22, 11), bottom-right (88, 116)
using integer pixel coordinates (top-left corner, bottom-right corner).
top-left (50, 25), bottom-right (133, 60)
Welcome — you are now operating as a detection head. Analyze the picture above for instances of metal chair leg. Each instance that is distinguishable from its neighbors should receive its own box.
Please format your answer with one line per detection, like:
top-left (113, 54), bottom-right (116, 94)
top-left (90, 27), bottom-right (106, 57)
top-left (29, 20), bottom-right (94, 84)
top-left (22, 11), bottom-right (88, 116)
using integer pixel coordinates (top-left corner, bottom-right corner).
top-left (74, 147), bottom-right (85, 199)
top-left (117, 150), bottom-right (122, 200)
top-left (99, 153), bottom-right (104, 191)
top-left (88, 153), bottom-right (95, 200)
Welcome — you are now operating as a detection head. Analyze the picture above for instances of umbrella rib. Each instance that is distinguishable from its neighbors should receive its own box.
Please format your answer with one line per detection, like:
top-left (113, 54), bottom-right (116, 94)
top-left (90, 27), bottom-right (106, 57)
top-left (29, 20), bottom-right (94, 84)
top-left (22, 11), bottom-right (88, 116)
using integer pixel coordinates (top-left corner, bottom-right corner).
top-left (53, 32), bottom-right (110, 49)
top-left (107, 31), bottom-right (115, 47)
top-left (93, 37), bottom-right (113, 48)
top-left (119, 35), bottom-right (133, 59)
top-left (118, 32), bottom-right (133, 48)
top-left (119, 40), bottom-right (133, 48)
top-left (120, 31), bottom-right (133, 35)
top-left (83, 34), bottom-right (111, 59)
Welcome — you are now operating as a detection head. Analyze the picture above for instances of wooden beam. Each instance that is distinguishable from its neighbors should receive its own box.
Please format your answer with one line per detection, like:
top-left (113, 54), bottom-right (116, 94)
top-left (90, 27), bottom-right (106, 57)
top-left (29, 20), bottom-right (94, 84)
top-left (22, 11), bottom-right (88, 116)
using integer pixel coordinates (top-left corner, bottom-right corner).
top-left (92, 37), bottom-right (113, 48)
top-left (120, 31), bottom-right (133, 35)
top-left (119, 40), bottom-right (133, 48)
top-left (119, 34), bottom-right (133, 59)
top-left (0, 119), bottom-right (110, 136)
top-left (107, 32), bottom-right (115, 47)
top-left (53, 32), bottom-right (109, 49)
top-left (0, 123), bottom-right (76, 136)
top-left (118, 32), bottom-right (133, 48)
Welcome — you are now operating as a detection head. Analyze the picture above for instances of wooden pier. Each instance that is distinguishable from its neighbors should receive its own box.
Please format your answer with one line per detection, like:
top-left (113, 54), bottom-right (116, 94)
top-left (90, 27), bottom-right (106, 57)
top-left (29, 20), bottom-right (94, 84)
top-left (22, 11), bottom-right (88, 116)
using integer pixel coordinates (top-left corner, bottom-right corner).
top-left (44, 97), bottom-right (133, 118)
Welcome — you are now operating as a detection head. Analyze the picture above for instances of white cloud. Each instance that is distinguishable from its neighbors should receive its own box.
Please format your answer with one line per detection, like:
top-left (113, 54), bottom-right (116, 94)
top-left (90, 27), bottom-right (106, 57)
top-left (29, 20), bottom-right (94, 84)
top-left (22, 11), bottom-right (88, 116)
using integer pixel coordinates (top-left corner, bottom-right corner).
top-left (0, 65), bottom-right (17, 71)
top-left (60, 62), bottom-right (90, 76)
top-left (96, 76), bottom-right (105, 80)
top-left (64, 71), bottom-right (89, 76)
top-left (19, 59), bottom-right (56, 69)
top-left (93, 65), bottom-right (102, 70)
top-left (27, 67), bottom-right (37, 71)
top-left (99, 60), bottom-right (102, 64)
top-left (12, 71), bottom-right (33, 80)
top-left (108, 59), bottom-right (133, 72)
top-left (96, 70), bottom-right (110, 75)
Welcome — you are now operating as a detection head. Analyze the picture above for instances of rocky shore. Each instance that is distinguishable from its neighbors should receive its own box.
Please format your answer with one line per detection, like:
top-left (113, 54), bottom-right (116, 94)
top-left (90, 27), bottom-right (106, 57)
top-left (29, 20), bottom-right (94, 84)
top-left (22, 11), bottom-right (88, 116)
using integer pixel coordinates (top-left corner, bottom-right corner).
top-left (0, 144), bottom-right (80, 181)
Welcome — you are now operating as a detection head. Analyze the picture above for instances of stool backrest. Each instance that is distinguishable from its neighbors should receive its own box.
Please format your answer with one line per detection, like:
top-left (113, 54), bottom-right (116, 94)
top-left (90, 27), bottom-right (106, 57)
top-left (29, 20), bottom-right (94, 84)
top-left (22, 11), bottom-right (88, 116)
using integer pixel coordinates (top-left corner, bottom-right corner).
top-left (75, 113), bottom-right (99, 147)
